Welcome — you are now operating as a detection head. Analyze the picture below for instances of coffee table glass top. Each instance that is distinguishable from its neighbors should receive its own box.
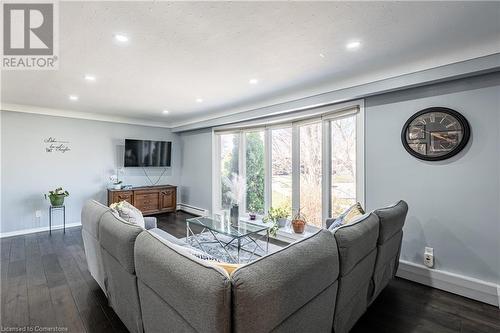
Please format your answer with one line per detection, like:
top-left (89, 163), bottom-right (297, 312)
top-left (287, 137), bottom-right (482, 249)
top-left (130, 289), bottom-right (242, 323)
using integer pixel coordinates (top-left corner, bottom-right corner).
top-left (186, 216), bottom-right (268, 238)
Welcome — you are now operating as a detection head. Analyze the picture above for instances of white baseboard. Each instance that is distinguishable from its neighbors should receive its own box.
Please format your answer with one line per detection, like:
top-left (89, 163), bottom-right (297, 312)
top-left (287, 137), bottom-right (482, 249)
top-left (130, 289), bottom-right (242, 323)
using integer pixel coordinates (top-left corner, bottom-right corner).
top-left (0, 222), bottom-right (82, 238)
top-left (176, 203), bottom-right (209, 216)
top-left (397, 260), bottom-right (500, 307)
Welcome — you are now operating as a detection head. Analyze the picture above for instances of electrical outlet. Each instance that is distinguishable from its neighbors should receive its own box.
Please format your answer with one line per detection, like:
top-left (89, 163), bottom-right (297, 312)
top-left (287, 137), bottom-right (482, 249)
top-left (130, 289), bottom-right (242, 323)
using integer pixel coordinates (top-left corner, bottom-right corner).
top-left (424, 247), bottom-right (434, 268)
top-left (35, 210), bottom-right (42, 218)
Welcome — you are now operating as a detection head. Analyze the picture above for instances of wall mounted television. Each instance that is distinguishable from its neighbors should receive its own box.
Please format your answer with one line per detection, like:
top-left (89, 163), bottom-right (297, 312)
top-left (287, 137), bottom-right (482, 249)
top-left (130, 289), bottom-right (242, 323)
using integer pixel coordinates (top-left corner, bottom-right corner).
top-left (124, 139), bottom-right (172, 167)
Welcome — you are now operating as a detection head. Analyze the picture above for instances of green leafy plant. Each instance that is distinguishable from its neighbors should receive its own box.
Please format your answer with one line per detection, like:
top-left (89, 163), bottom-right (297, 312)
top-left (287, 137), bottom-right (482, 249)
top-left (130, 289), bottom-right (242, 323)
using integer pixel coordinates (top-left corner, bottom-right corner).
top-left (263, 206), bottom-right (291, 237)
top-left (45, 187), bottom-right (69, 206)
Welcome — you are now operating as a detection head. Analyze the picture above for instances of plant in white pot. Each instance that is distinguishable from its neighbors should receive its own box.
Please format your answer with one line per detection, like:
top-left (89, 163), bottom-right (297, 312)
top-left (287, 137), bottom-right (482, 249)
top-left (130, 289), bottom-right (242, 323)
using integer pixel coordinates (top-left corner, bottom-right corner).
top-left (222, 173), bottom-right (246, 227)
top-left (109, 174), bottom-right (122, 189)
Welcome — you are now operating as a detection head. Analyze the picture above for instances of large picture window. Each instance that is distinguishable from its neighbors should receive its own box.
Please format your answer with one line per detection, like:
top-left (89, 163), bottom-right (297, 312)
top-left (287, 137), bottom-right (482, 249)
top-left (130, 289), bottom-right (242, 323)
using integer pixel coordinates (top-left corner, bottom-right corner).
top-left (213, 104), bottom-right (364, 228)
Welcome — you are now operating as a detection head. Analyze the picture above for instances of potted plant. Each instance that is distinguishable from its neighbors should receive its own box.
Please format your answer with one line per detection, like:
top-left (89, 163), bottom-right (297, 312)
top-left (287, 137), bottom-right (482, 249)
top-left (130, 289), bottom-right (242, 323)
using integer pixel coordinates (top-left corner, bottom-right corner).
top-left (263, 206), bottom-right (290, 237)
top-left (45, 187), bottom-right (69, 207)
top-left (222, 173), bottom-right (246, 227)
top-left (292, 209), bottom-right (307, 234)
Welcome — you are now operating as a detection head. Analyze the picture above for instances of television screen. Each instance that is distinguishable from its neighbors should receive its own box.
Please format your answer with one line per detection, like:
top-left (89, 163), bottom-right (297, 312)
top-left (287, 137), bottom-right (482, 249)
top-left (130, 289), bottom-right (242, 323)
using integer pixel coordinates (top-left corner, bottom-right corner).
top-left (124, 139), bottom-right (171, 167)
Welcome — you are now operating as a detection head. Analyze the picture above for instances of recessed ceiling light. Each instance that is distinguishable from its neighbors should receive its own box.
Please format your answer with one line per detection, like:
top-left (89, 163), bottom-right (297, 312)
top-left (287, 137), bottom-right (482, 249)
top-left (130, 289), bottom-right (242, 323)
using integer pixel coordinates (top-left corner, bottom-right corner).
top-left (69, 95), bottom-right (79, 101)
top-left (346, 40), bottom-right (361, 50)
top-left (319, 53), bottom-right (325, 58)
top-left (114, 34), bottom-right (129, 43)
top-left (162, 110), bottom-right (170, 114)
top-left (84, 74), bottom-right (96, 81)
top-left (196, 98), bottom-right (203, 103)
top-left (249, 78), bottom-right (259, 85)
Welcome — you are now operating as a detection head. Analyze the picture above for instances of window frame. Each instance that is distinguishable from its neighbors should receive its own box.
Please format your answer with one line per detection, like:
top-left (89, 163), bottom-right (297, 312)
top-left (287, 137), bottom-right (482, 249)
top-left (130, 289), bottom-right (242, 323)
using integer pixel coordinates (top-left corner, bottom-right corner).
top-left (212, 100), bottom-right (365, 227)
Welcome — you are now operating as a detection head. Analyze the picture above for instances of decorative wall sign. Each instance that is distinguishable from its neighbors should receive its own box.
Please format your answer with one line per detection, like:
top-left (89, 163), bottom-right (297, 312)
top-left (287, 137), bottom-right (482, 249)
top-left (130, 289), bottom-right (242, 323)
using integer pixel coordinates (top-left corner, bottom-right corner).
top-left (401, 107), bottom-right (470, 161)
top-left (44, 137), bottom-right (71, 153)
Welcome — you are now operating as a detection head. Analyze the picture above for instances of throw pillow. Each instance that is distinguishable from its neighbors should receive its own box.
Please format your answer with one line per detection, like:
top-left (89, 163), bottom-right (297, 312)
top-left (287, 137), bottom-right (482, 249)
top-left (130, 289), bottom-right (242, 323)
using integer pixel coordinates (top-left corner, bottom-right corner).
top-left (110, 200), bottom-right (146, 229)
top-left (211, 261), bottom-right (242, 275)
top-left (327, 202), bottom-right (365, 230)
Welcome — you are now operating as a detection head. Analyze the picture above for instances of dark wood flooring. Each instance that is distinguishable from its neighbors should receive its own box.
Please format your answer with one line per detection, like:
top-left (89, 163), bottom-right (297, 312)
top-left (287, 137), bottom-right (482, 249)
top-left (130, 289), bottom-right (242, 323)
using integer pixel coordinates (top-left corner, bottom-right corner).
top-left (1, 211), bottom-right (498, 332)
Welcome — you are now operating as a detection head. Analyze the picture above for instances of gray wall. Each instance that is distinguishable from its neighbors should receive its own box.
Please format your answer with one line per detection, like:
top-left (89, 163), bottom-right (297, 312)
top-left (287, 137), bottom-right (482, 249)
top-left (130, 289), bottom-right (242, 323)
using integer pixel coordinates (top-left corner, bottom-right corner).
top-left (365, 72), bottom-right (500, 284)
top-left (179, 128), bottom-right (213, 210)
top-left (0, 111), bottom-right (180, 234)
top-left (178, 73), bottom-right (500, 285)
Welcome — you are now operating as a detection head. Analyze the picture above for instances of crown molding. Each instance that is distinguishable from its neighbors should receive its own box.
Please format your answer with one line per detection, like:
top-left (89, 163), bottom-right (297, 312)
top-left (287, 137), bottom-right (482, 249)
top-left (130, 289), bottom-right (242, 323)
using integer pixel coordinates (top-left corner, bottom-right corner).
top-left (0, 103), bottom-right (172, 129)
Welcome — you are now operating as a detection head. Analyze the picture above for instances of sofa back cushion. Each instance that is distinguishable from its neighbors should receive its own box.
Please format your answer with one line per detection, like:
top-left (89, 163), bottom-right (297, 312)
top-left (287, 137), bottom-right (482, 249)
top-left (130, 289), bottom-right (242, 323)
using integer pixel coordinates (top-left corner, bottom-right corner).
top-left (231, 229), bottom-right (339, 333)
top-left (81, 200), bottom-right (111, 291)
top-left (99, 212), bottom-right (144, 333)
top-left (370, 200), bottom-right (408, 303)
top-left (134, 231), bottom-right (231, 333)
top-left (332, 213), bottom-right (379, 333)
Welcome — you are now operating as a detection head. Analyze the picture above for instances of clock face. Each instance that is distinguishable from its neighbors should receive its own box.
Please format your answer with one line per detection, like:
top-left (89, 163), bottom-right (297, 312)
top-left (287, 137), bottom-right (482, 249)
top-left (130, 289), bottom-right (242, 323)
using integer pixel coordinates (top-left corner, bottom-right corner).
top-left (401, 107), bottom-right (470, 161)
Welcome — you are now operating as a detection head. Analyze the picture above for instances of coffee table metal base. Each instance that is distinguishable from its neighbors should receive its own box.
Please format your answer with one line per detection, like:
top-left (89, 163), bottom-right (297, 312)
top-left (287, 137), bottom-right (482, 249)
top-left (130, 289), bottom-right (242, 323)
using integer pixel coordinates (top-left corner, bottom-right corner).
top-left (186, 223), bottom-right (269, 264)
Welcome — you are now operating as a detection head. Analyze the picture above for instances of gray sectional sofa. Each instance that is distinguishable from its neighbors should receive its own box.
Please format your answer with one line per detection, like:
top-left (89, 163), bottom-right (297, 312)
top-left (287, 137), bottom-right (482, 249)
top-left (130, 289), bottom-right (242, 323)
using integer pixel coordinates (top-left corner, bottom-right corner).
top-left (81, 200), bottom-right (408, 333)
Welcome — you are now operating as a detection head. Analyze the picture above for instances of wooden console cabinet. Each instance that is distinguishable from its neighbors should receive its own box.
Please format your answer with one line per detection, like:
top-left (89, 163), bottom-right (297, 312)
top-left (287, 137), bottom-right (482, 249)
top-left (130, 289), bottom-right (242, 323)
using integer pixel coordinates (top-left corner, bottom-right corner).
top-left (108, 185), bottom-right (177, 215)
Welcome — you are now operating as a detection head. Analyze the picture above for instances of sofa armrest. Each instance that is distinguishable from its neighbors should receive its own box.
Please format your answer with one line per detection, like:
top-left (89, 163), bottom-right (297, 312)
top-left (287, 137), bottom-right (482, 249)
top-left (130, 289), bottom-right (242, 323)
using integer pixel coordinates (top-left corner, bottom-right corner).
top-left (144, 216), bottom-right (157, 230)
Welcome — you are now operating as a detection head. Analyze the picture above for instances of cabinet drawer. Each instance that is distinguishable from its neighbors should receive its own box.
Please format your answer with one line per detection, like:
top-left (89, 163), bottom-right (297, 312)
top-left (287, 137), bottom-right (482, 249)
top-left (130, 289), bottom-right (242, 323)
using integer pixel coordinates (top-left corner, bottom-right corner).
top-left (138, 205), bottom-right (158, 213)
top-left (135, 194), bottom-right (159, 205)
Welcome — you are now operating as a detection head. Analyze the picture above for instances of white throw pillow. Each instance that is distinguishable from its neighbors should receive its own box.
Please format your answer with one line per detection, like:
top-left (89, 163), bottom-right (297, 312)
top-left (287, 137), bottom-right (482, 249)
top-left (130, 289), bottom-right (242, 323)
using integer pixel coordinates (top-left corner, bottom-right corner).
top-left (109, 201), bottom-right (145, 229)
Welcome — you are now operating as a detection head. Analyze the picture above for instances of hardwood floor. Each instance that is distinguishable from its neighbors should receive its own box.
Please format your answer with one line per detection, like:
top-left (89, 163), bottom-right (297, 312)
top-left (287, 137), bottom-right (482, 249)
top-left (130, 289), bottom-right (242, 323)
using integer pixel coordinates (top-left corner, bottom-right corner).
top-left (1, 211), bottom-right (498, 332)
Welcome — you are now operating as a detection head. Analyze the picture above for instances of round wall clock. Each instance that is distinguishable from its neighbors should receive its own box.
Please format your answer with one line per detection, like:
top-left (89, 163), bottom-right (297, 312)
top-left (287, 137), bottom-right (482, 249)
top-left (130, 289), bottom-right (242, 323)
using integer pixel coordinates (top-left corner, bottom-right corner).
top-left (401, 107), bottom-right (470, 161)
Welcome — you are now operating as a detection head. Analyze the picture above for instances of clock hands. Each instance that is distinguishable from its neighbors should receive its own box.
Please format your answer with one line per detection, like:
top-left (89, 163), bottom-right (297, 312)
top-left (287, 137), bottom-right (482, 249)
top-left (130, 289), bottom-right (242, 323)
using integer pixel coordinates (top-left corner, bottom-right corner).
top-left (412, 128), bottom-right (456, 143)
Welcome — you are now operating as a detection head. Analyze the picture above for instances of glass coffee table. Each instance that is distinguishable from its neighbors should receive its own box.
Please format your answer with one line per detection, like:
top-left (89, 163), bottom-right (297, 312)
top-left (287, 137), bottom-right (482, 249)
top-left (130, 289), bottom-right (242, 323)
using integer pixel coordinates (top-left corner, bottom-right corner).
top-left (185, 216), bottom-right (270, 264)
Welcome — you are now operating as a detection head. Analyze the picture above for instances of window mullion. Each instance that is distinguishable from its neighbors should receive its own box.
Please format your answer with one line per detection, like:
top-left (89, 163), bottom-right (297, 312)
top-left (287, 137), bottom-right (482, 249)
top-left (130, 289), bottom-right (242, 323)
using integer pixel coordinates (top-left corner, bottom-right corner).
top-left (212, 133), bottom-right (221, 214)
top-left (322, 120), bottom-right (331, 225)
top-left (356, 107), bottom-right (366, 208)
top-left (291, 124), bottom-right (300, 215)
top-left (240, 131), bottom-right (247, 213)
top-left (264, 128), bottom-right (272, 214)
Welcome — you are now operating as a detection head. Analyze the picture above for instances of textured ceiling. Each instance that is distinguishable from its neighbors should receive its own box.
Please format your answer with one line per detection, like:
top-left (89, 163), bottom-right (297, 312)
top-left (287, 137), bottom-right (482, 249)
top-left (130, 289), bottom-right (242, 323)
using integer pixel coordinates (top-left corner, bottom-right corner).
top-left (2, 1), bottom-right (500, 127)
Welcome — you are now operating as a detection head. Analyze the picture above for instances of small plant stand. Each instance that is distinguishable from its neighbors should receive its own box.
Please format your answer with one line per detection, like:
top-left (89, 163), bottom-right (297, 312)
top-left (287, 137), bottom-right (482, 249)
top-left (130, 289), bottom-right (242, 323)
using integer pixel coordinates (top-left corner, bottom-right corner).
top-left (49, 205), bottom-right (66, 235)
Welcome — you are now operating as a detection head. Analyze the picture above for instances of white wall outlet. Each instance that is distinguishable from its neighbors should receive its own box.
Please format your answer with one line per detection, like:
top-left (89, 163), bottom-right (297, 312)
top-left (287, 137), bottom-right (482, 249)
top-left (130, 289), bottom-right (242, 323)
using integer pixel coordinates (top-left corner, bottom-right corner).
top-left (35, 210), bottom-right (42, 218)
top-left (424, 247), bottom-right (434, 268)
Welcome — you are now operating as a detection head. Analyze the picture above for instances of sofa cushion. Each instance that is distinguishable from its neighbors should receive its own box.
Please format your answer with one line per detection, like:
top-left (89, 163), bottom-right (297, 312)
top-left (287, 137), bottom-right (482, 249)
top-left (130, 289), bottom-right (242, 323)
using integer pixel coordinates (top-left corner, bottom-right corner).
top-left (333, 213), bottom-right (379, 276)
top-left (332, 212), bottom-right (379, 333)
top-left (135, 231), bottom-right (231, 333)
top-left (81, 200), bottom-right (111, 292)
top-left (373, 200), bottom-right (408, 244)
top-left (82, 199), bottom-right (110, 238)
top-left (370, 200), bottom-right (408, 304)
top-left (99, 211), bottom-right (143, 274)
top-left (231, 230), bottom-right (339, 333)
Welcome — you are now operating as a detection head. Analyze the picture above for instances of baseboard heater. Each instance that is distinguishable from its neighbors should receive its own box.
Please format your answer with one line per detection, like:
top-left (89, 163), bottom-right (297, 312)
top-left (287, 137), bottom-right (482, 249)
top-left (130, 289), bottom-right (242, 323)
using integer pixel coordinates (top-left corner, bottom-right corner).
top-left (177, 203), bottom-right (209, 216)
